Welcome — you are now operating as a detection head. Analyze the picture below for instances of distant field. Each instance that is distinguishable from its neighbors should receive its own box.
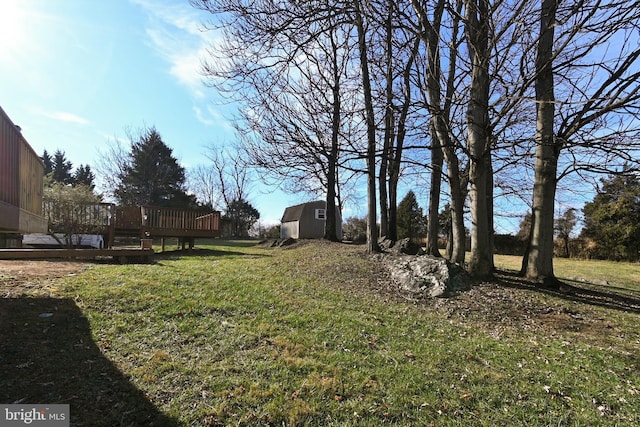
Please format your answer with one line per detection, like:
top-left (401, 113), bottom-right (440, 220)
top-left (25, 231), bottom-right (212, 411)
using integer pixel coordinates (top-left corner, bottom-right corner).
top-left (3, 240), bottom-right (639, 426)
top-left (494, 253), bottom-right (640, 297)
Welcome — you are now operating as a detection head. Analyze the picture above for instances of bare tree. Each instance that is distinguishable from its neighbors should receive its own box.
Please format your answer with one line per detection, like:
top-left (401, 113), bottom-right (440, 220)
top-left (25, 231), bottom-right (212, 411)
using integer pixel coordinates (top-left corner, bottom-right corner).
top-left (372, 0), bottom-right (421, 243)
top-left (187, 145), bottom-right (255, 216)
top-left (523, 0), bottom-right (558, 283)
top-left (463, 0), bottom-right (493, 277)
top-left (354, 0), bottom-right (381, 252)
top-left (188, 164), bottom-right (223, 210)
top-left (192, 0), bottom-right (356, 242)
top-left (411, 0), bottom-right (466, 260)
top-left (524, 0), bottom-right (640, 283)
top-left (204, 145), bottom-right (252, 211)
top-left (95, 136), bottom-right (130, 201)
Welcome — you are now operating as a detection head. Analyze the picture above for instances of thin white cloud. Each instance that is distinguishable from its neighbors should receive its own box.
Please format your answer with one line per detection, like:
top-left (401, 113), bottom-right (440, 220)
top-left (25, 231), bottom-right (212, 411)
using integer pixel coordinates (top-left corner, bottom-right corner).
top-left (193, 105), bottom-right (214, 126)
top-left (131, 0), bottom-right (220, 99)
top-left (40, 110), bottom-right (90, 125)
top-left (193, 105), bottom-right (233, 131)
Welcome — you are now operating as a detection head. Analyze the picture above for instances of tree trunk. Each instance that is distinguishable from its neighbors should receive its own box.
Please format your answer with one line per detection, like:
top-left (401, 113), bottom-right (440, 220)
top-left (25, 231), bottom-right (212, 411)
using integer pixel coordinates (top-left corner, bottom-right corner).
top-left (445, 152), bottom-right (467, 264)
top-left (324, 35), bottom-right (342, 242)
top-left (465, 0), bottom-right (492, 277)
top-left (354, 0), bottom-right (380, 253)
top-left (524, 0), bottom-right (557, 284)
top-left (387, 172), bottom-right (399, 241)
top-left (468, 151), bottom-right (492, 277)
top-left (378, 151), bottom-right (389, 238)
top-left (444, 0), bottom-right (466, 265)
top-left (426, 127), bottom-right (443, 256)
top-left (378, 0), bottom-right (394, 240)
top-left (324, 158), bottom-right (338, 241)
top-left (486, 152), bottom-right (494, 270)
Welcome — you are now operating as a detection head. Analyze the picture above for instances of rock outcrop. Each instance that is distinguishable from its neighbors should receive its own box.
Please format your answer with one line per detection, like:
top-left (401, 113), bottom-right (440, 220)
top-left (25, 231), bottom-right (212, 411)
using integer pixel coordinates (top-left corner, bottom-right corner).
top-left (377, 249), bottom-right (470, 298)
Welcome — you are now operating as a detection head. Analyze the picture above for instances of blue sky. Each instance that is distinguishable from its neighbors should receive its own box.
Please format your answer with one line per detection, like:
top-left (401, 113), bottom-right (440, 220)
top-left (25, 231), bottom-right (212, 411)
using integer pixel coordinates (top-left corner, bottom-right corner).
top-left (0, 0), bottom-right (534, 234)
top-left (0, 0), bottom-right (308, 226)
top-left (3, 0), bottom-right (613, 235)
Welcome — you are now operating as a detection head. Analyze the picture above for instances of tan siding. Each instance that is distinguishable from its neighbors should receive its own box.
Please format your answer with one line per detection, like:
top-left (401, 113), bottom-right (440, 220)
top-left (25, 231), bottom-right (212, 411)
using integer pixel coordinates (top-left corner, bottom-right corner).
top-left (0, 110), bottom-right (20, 207)
top-left (19, 136), bottom-right (44, 215)
top-left (0, 106), bottom-right (46, 233)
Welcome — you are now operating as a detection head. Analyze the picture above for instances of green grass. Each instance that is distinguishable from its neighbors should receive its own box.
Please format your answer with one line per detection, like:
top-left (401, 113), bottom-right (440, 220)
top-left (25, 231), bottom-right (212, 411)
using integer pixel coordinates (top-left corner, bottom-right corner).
top-left (494, 254), bottom-right (640, 297)
top-left (19, 241), bottom-right (640, 425)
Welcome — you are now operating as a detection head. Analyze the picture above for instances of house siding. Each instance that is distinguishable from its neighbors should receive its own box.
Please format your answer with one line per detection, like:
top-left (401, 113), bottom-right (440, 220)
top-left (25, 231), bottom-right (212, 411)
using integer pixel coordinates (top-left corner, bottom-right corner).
top-left (0, 106), bottom-right (47, 234)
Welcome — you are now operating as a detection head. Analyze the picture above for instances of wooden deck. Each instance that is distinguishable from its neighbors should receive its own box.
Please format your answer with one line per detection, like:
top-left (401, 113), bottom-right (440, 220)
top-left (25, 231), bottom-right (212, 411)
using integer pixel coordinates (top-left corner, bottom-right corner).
top-left (41, 203), bottom-right (221, 248)
top-left (118, 206), bottom-right (221, 238)
top-left (0, 204), bottom-right (220, 258)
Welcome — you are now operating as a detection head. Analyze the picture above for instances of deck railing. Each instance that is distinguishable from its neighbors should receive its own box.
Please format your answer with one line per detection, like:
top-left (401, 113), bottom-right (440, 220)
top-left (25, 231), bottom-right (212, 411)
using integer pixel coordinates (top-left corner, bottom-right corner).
top-left (38, 202), bottom-right (220, 244)
top-left (195, 212), bottom-right (220, 231)
top-left (141, 206), bottom-right (220, 233)
top-left (43, 202), bottom-right (114, 232)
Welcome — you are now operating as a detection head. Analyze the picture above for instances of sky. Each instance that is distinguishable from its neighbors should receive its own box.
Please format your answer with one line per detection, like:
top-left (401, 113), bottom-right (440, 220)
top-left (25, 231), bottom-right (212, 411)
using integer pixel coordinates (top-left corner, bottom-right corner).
top-left (0, 0), bottom-right (313, 226)
top-left (2, 0), bottom-right (619, 236)
top-left (0, 0), bottom-right (520, 234)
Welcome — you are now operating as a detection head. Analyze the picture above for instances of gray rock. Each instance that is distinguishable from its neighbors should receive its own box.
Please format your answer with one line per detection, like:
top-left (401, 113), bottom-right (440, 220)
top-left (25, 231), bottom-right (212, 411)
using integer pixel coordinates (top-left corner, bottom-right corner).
top-left (380, 254), bottom-right (470, 298)
top-left (378, 237), bottom-right (424, 255)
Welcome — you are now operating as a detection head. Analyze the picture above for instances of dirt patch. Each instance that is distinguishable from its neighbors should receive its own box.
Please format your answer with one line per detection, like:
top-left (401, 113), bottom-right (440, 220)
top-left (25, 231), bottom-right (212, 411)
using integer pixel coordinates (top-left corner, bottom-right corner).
top-left (0, 260), bottom-right (88, 298)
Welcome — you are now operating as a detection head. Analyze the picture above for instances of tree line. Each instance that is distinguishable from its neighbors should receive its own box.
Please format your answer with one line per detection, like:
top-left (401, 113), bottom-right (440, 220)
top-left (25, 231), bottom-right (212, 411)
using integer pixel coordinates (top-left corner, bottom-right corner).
top-left (191, 0), bottom-right (640, 284)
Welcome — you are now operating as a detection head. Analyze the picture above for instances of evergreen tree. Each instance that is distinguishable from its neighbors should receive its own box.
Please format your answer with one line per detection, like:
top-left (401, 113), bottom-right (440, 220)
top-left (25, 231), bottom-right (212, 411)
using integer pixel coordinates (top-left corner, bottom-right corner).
top-left (51, 150), bottom-right (74, 185)
top-left (73, 164), bottom-right (96, 190)
top-left (516, 213), bottom-right (533, 242)
top-left (41, 149), bottom-right (54, 175)
top-left (223, 198), bottom-right (260, 237)
top-left (114, 127), bottom-right (191, 207)
top-left (397, 191), bottom-right (426, 240)
top-left (581, 171), bottom-right (640, 261)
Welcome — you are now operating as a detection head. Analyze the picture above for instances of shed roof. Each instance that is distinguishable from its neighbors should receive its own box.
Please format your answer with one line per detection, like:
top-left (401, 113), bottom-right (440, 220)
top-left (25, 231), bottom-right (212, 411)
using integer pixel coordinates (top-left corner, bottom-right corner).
top-left (281, 201), bottom-right (325, 222)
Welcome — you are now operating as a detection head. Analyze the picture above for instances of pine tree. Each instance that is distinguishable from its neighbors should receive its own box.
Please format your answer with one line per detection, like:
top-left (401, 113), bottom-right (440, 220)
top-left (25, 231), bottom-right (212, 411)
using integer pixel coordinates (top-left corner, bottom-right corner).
top-left (51, 150), bottom-right (74, 185)
top-left (73, 164), bottom-right (96, 190)
top-left (397, 191), bottom-right (426, 240)
top-left (581, 172), bottom-right (640, 261)
top-left (114, 127), bottom-right (191, 207)
top-left (41, 149), bottom-right (54, 175)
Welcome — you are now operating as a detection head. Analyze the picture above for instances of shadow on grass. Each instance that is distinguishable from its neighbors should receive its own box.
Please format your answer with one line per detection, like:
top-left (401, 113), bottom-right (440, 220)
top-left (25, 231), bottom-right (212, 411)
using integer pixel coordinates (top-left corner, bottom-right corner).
top-left (495, 269), bottom-right (640, 314)
top-left (0, 297), bottom-right (178, 427)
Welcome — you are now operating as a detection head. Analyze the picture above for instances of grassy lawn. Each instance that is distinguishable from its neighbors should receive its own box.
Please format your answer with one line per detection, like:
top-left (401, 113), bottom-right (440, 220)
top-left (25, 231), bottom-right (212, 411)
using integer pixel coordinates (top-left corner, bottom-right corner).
top-left (495, 254), bottom-right (640, 298)
top-left (2, 240), bottom-right (639, 426)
